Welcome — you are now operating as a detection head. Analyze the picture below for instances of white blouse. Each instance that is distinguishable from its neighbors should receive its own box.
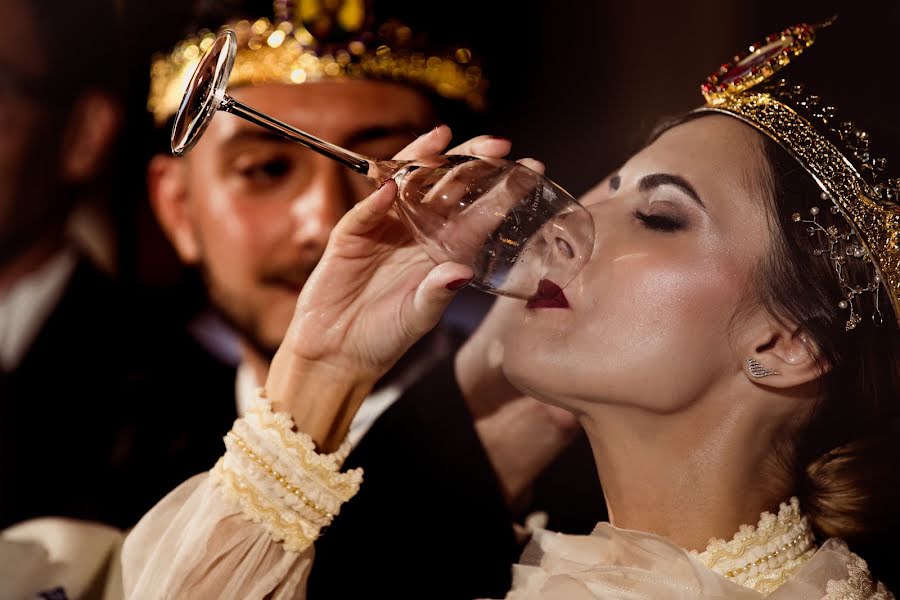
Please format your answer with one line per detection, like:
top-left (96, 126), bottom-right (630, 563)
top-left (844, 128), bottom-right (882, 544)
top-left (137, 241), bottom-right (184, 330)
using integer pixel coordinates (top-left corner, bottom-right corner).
top-left (121, 392), bottom-right (892, 599)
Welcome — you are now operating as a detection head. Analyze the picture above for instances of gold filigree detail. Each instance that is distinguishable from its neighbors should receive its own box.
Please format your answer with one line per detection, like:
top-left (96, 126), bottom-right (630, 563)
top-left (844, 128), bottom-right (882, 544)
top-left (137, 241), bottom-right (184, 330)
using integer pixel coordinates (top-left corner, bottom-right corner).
top-left (698, 93), bottom-right (900, 325)
top-left (702, 22), bottom-right (819, 105)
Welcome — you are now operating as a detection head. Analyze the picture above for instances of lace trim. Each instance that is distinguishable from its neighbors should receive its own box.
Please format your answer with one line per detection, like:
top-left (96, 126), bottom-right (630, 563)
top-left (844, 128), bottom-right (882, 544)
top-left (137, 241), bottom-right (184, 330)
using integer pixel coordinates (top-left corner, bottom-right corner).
top-left (212, 460), bottom-right (318, 552)
top-left (692, 497), bottom-right (817, 594)
top-left (210, 389), bottom-right (364, 553)
top-left (227, 432), bottom-right (335, 520)
top-left (824, 541), bottom-right (892, 600)
top-left (246, 388), bottom-right (358, 497)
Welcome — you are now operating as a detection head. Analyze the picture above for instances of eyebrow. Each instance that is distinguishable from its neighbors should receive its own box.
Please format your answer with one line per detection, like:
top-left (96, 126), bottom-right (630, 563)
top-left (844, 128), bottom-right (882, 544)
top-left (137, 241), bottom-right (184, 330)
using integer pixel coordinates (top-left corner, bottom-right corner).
top-left (638, 173), bottom-right (707, 211)
top-left (221, 129), bottom-right (290, 147)
top-left (221, 123), bottom-right (421, 150)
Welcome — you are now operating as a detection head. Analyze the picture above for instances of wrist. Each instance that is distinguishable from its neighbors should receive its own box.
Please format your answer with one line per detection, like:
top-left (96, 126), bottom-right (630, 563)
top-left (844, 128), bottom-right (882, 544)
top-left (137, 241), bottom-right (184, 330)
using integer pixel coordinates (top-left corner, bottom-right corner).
top-left (266, 349), bottom-right (377, 453)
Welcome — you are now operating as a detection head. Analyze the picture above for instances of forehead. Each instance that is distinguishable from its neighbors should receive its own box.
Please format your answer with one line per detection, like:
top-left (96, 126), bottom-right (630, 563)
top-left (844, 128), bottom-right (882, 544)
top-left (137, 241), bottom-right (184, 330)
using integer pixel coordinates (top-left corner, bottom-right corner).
top-left (206, 79), bottom-right (436, 142)
top-left (624, 115), bottom-right (770, 211)
top-left (640, 115), bottom-right (766, 181)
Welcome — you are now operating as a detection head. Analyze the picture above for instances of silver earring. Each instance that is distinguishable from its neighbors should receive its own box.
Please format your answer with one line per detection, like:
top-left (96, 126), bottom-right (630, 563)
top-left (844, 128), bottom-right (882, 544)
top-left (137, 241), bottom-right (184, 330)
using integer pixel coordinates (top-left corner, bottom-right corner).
top-left (746, 357), bottom-right (779, 378)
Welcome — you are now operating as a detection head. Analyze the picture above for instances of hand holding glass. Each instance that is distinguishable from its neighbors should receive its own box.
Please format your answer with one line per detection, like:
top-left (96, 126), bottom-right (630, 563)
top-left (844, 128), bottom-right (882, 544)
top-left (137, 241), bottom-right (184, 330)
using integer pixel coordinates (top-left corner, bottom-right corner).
top-left (172, 31), bottom-right (594, 299)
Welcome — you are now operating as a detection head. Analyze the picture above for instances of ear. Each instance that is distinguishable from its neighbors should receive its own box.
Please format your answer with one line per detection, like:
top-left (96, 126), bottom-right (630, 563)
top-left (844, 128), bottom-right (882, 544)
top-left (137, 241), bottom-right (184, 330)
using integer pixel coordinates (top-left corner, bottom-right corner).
top-left (148, 154), bottom-right (201, 264)
top-left (59, 91), bottom-right (121, 183)
top-left (739, 315), bottom-right (829, 389)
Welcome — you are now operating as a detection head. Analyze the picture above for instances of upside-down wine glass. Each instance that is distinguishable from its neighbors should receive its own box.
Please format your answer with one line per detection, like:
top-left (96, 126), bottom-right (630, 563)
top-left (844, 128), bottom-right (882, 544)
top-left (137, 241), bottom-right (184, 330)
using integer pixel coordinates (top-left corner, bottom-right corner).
top-left (172, 30), bottom-right (595, 299)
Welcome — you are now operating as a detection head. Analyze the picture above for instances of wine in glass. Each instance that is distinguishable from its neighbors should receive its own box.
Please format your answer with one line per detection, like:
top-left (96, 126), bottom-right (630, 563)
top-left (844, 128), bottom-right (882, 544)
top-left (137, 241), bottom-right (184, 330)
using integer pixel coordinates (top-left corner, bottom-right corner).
top-left (172, 30), bottom-right (594, 300)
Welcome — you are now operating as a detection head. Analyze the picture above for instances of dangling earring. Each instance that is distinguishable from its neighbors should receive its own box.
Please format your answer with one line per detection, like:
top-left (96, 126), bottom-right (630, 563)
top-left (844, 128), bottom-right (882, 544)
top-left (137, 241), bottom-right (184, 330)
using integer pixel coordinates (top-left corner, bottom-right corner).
top-left (746, 357), bottom-right (779, 378)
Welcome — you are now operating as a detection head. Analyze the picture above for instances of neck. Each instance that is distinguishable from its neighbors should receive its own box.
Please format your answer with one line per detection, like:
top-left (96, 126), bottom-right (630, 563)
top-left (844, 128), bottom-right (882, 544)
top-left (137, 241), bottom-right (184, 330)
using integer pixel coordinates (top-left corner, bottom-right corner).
top-left (580, 392), bottom-right (794, 552)
top-left (0, 234), bottom-right (66, 293)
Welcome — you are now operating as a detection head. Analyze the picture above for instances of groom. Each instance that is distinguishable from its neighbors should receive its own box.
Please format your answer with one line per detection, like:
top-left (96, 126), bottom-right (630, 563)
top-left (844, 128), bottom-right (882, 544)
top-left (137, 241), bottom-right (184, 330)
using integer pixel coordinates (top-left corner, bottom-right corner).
top-left (146, 1), bottom-right (604, 597)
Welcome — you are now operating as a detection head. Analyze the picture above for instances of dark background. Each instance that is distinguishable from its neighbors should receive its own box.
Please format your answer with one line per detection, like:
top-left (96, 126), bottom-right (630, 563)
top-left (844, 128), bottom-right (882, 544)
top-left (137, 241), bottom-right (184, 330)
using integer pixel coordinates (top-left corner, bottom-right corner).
top-left (108, 0), bottom-right (898, 318)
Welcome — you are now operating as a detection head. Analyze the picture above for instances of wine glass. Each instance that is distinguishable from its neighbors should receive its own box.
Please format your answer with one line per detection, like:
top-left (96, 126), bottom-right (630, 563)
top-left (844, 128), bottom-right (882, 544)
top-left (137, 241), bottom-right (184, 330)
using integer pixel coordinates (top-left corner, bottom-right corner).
top-left (172, 30), bottom-right (595, 299)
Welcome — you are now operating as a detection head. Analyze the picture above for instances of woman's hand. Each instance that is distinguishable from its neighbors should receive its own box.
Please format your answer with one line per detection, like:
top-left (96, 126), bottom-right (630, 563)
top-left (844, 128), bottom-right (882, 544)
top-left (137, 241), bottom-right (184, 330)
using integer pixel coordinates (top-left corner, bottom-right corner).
top-left (266, 126), bottom-right (516, 450)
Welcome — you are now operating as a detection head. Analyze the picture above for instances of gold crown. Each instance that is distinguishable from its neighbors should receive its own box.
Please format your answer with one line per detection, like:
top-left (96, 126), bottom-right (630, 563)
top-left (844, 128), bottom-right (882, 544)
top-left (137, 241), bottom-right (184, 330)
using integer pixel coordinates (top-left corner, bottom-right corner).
top-left (696, 21), bottom-right (900, 328)
top-left (148, 13), bottom-right (486, 125)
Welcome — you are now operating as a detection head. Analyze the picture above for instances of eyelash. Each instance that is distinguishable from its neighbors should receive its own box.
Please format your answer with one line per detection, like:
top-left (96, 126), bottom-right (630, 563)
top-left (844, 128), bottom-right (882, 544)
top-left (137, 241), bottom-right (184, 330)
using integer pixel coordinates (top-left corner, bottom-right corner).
top-left (633, 210), bottom-right (685, 232)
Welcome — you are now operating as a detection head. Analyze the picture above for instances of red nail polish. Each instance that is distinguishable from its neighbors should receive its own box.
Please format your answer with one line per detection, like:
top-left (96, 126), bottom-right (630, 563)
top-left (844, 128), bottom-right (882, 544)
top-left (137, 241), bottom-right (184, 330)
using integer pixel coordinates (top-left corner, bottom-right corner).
top-left (446, 278), bottom-right (471, 290)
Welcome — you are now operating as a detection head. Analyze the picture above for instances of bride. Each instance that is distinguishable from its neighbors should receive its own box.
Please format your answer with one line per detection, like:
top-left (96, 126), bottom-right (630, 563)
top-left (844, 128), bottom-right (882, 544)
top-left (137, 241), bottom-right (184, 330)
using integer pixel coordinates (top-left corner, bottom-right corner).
top-left (122, 22), bottom-right (898, 599)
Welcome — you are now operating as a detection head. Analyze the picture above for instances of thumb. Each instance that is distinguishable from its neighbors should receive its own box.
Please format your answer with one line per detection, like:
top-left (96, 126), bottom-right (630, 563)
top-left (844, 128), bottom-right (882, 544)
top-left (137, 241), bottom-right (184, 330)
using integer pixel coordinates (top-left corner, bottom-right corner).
top-left (407, 262), bottom-right (474, 336)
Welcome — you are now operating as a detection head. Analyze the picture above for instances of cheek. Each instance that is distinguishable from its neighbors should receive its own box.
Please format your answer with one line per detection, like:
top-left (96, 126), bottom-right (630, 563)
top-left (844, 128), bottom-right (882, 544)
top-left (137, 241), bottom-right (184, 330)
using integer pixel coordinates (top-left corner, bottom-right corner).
top-left (192, 178), bottom-right (291, 265)
top-left (598, 248), bottom-right (743, 353)
top-left (513, 249), bottom-right (744, 400)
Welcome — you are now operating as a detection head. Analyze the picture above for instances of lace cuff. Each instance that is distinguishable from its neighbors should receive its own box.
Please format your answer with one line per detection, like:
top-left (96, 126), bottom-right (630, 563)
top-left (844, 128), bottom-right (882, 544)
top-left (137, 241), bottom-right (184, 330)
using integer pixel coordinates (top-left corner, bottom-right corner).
top-left (210, 388), bottom-right (364, 552)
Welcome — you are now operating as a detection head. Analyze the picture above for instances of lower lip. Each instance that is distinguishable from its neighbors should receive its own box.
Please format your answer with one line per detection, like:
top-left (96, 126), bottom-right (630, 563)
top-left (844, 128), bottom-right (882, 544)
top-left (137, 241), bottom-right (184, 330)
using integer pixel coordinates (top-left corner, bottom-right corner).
top-left (526, 279), bottom-right (570, 309)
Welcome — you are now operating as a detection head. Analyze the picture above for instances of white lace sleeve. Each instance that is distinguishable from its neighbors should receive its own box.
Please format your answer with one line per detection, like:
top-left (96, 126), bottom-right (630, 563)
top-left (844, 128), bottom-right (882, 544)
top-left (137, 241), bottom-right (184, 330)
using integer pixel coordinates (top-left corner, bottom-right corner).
top-left (822, 541), bottom-right (893, 600)
top-left (767, 539), bottom-right (894, 600)
top-left (121, 389), bottom-right (363, 600)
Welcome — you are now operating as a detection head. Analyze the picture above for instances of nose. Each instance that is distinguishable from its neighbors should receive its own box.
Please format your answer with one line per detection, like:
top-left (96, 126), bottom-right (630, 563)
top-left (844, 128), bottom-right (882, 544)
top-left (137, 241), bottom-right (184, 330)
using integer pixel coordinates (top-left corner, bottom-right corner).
top-left (543, 201), bottom-right (595, 274)
top-left (289, 161), bottom-right (355, 254)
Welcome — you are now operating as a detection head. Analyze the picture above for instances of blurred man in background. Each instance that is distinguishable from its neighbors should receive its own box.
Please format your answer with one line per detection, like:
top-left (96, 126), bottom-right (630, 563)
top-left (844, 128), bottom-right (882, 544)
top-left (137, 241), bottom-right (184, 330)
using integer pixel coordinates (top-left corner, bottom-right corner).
top-left (0, 0), bottom-right (235, 534)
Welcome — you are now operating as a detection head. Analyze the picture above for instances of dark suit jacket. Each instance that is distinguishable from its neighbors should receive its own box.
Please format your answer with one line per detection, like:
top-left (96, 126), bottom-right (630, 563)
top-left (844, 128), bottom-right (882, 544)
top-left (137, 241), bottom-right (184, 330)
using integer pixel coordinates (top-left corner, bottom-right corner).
top-left (308, 350), bottom-right (606, 599)
top-left (0, 257), bottom-right (237, 530)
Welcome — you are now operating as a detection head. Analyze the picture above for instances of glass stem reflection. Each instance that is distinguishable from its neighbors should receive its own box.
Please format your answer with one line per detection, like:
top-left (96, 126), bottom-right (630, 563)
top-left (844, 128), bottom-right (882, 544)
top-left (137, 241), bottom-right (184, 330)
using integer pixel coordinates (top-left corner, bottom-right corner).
top-left (220, 95), bottom-right (372, 175)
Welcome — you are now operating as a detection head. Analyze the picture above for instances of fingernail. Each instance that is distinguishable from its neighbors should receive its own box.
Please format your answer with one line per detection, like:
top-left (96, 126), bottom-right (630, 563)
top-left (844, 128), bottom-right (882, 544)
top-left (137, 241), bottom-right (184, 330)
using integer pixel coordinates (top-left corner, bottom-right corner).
top-left (446, 278), bottom-right (472, 291)
top-left (489, 136), bottom-right (511, 143)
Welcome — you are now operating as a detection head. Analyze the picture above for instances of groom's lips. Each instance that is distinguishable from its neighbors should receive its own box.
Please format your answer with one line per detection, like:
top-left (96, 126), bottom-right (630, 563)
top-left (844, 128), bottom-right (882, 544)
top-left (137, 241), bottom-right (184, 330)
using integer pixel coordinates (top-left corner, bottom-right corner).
top-left (526, 279), bottom-right (570, 309)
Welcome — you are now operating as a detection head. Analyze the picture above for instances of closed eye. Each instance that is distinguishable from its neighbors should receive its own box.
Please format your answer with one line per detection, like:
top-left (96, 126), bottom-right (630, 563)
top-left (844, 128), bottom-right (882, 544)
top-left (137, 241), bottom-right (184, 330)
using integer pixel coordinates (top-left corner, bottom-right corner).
top-left (634, 210), bottom-right (685, 232)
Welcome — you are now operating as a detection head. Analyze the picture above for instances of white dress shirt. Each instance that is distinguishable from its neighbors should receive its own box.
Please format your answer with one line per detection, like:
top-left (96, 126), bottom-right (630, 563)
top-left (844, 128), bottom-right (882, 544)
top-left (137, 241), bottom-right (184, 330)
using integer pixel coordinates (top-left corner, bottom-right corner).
top-left (235, 330), bottom-right (451, 447)
top-left (0, 248), bottom-right (77, 371)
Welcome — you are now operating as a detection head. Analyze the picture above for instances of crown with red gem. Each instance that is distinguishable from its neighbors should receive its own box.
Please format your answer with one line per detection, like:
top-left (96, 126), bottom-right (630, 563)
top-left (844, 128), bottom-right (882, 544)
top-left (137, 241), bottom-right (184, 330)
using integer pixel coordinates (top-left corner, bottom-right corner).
top-left (696, 19), bottom-right (900, 330)
top-left (148, 0), bottom-right (487, 125)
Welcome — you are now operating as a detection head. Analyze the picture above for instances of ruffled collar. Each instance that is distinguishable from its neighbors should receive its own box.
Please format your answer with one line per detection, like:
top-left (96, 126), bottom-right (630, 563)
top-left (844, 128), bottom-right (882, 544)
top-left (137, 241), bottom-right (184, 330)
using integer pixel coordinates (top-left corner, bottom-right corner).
top-left (691, 497), bottom-right (818, 595)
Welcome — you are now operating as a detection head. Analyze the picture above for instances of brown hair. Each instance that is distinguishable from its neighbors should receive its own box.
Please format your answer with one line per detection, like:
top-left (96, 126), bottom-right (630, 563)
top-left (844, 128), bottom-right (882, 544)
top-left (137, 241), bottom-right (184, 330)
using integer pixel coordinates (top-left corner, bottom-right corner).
top-left (757, 135), bottom-right (900, 581)
top-left (651, 112), bottom-right (900, 583)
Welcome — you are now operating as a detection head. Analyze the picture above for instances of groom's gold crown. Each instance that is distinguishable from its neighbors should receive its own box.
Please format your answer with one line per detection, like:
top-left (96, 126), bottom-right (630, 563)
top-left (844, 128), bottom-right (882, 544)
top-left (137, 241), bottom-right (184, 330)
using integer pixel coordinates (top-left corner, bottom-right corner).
top-left (696, 19), bottom-right (900, 329)
top-left (148, 0), bottom-right (487, 125)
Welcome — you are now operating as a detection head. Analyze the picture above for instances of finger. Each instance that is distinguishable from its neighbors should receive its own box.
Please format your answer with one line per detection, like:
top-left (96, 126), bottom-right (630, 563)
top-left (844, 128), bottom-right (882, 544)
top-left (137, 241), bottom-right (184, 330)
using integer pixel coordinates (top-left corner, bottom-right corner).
top-left (394, 125), bottom-right (453, 161)
top-left (517, 157), bottom-right (545, 175)
top-left (446, 135), bottom-right (512, 158)
top-left (334, 180), bottom-right (398, 236)
top-left (407, 262), bottom-right (475, 335)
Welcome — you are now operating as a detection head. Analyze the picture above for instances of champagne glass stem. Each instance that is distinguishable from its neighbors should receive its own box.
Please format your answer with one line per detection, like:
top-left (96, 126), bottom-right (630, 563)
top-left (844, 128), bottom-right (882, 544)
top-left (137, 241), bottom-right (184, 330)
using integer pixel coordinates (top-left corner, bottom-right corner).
top-left (220, 94), bottom-right (376, 177)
